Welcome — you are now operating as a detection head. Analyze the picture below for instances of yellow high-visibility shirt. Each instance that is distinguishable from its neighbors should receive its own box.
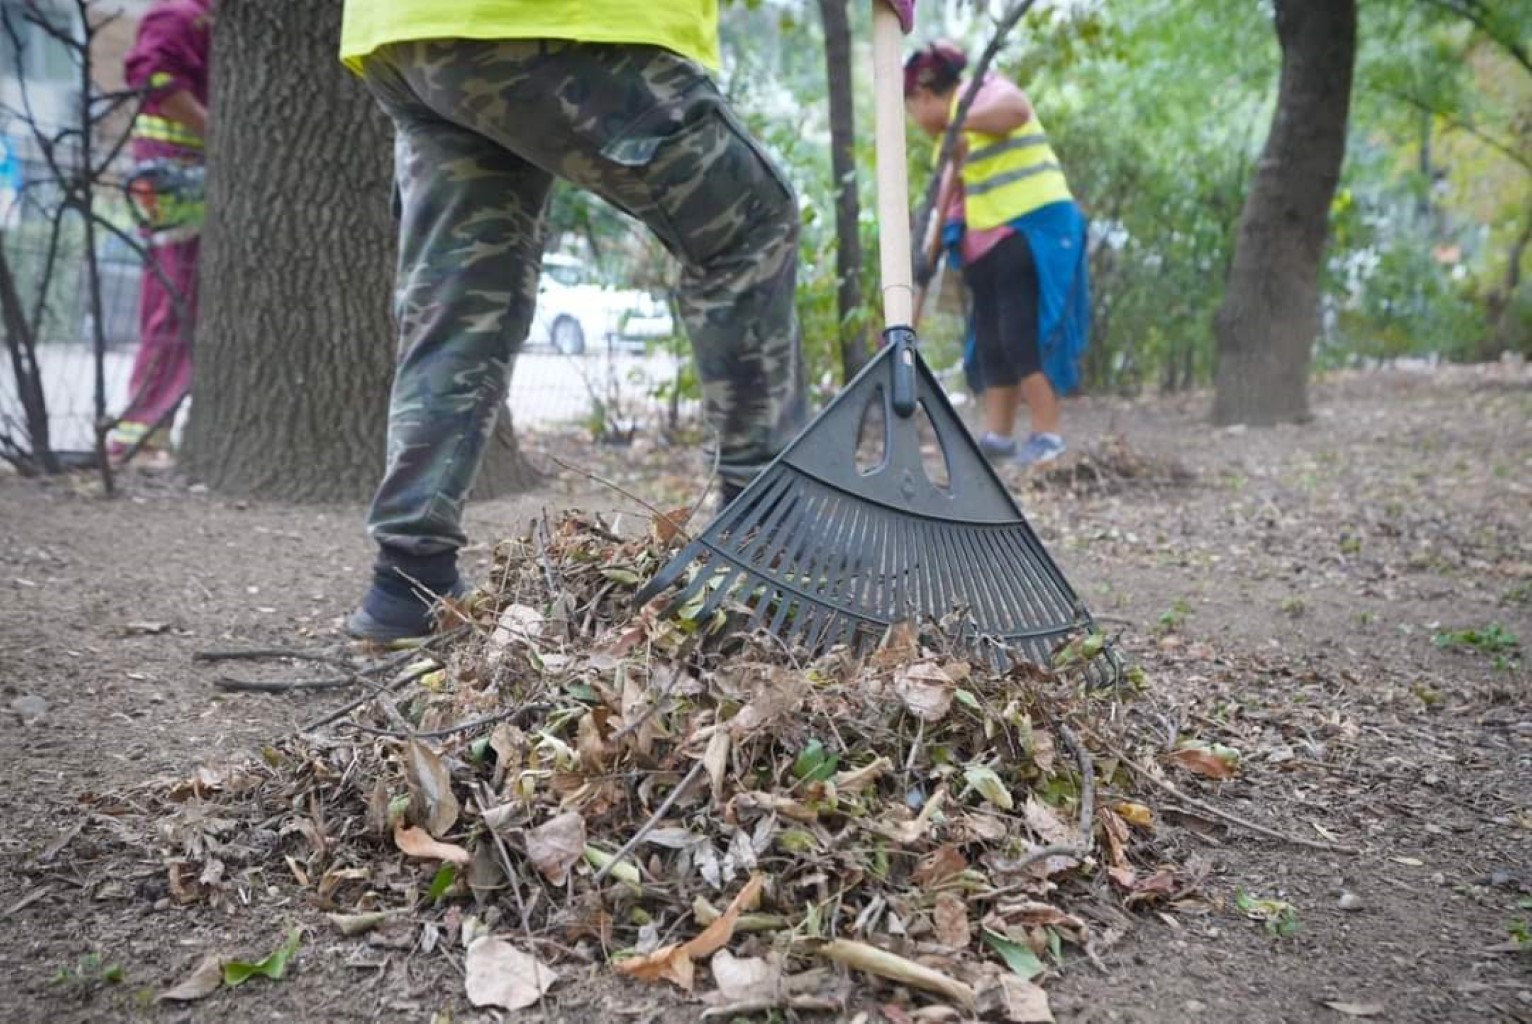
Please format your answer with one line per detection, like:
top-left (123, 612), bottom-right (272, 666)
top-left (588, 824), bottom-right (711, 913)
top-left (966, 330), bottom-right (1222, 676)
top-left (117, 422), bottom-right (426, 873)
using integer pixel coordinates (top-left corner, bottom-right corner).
top-left (339, 1), bottom-right (721, 73)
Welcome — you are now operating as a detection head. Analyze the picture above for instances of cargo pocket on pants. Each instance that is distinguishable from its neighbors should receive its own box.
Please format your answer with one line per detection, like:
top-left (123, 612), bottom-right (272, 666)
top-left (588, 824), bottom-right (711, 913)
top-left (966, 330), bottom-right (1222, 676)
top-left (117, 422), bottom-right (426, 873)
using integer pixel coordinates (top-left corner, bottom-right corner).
top-left (600, 85), bottom-right (795, 269)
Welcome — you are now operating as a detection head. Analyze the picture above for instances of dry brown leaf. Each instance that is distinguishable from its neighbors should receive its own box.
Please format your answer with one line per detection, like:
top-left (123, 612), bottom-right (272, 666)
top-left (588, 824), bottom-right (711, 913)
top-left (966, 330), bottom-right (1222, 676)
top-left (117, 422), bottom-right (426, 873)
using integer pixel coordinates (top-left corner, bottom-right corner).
top-left (730, 791), bottom-right (819, 823)
top-left (894, 661), bottom-right (956, 722)
top-left (912, 844), bottom-right (968, 888)
top-left (684, 873), bottom-right (765, 959)
top-left (727, 666), bottom-right (808, 738)
top-left (1023, 797), bottom-right (1080, 874)
top-left (393, 823), bottom-right (470, 865)
top-left (650, 505), bottom-right (691, 547)
top-left (1123, 867), bottom-right (1178, 908)
top-left (1029, 729), bottom-right (1057, 774)
top-left (489, 723), bottom-right (522, 771)
top-left (704, 730), bottom-right (731, 805)
top-left (833, 756), bottom-right (892, 794)
top-left (326, 911), bottom-right (399, 937)
top-left (872, 620), bottom-right (921, 668)
top-left (989, 902), bottom-right (1089, 944)
top-left (464, 936), bottom-right (557, 1010)
top-left (996, 975), bottom-right (1054, 1022)
top-left (404, 739), bottom-right (460, 837)
top-left (817, 938), bottom-right (976, 1010)
top-left (576, 711), bottom-right (610, 772)
top-left (620, 671), bottom-right (664, 756)
top-left (1323, 1001), bottom-right (1386, 1017)
top-left (616, 943), bottom-right (694, 990)
top-left (932, 892), bottom-right (972, 949)
top-left (1166, 747), bottom-right (1237, 780)
top-left (157, 953), bottom-right (224, 1002)
top-left (526, 811), bottom-right (586, 886)
top-left (616, 874), bottom-right (765, 992)
top-left (1112, 801), bottom-right (1155, 829)
top-left (488, 603), bottom-right (544, 657)
top-left (365, 780), bottom-right (391, 836)
top-left (710, 949), bottom-right (778, 1000)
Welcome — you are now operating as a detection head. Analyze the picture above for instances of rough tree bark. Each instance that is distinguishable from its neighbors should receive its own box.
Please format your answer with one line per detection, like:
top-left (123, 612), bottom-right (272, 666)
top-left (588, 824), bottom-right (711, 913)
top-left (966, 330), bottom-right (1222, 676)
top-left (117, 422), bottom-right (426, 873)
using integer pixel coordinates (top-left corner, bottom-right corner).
top-left (819, 0), bottom-right (868, 380)
top-left (1211, 0), bottom-right (1356, 426)
top-left (184, 0), bottom-right (536, 501)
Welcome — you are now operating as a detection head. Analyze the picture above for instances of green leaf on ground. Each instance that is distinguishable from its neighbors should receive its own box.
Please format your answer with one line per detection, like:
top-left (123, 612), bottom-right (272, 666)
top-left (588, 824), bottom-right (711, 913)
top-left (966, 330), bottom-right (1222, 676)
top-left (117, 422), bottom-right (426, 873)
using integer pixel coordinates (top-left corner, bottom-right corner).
top-left (223, 928), bottom-right (302, 987)
top-left (1236, 890), bottom-right (1299, 937)
top-left (963, 765), bottom-right (1015, 810)
top-left (429, 864), bottom-right (457, 903)
top-left (983, 930), bottom-right (1046, 980)
top-left (1432, 623), bottom-right (1519, 656)
top-left (792, 739), bottom-right (838, 782)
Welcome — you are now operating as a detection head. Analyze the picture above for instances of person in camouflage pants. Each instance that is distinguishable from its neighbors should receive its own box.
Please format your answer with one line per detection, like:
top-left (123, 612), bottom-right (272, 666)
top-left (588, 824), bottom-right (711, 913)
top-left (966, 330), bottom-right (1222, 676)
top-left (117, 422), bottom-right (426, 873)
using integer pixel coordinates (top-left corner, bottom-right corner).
top-left (346, 39), bottom-right (806, 640)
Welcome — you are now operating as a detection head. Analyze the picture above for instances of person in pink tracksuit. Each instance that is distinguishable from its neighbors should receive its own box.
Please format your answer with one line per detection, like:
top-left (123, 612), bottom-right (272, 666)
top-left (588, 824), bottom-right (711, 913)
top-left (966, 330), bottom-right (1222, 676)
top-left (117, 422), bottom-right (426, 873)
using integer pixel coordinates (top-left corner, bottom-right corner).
top-left (109, 0), bottom-right (212, 457)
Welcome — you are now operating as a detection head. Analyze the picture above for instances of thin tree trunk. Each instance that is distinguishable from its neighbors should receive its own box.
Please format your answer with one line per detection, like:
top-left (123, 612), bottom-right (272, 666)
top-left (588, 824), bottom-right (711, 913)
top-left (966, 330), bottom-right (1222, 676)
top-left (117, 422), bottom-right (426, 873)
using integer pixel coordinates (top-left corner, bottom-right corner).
top-left (184, 0), bottom-right (535, 500)
top-left (820, 0), bottom-right (868, 380)
top-left (1211, 0), bottom-right (1356, 426)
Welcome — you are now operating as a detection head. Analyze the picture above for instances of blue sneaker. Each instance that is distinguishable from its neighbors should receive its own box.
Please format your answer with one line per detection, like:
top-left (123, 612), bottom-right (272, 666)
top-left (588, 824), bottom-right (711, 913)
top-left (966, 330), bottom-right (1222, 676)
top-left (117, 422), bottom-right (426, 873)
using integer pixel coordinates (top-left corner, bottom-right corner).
top-left (977, 432), bottom-right (1018, 461)
top-left (1015, 432), bottom-right (1067, 467)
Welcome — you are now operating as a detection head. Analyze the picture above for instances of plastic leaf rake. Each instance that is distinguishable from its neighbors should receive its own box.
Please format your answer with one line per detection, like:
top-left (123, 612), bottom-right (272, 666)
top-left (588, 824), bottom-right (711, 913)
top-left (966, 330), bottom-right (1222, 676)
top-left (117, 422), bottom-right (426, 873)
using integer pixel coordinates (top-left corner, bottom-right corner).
top-left (637, 329), bottom-right (1119, 683)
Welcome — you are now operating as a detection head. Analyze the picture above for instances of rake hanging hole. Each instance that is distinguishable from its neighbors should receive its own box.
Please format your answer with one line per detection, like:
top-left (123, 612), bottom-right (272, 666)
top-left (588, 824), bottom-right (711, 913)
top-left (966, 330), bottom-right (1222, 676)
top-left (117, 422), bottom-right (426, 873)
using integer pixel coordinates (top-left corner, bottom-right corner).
top-left (914, 400), bottom-right (951, 492)
top-left (854, 386), bottom-right (888, 475)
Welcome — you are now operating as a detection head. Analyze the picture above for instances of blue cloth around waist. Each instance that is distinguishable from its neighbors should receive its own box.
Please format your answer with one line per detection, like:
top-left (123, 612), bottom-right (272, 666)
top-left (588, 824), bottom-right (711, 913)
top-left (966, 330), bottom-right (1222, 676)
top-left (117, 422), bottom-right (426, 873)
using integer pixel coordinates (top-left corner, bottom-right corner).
top-left (945, 200), bottom-right (1091, 396)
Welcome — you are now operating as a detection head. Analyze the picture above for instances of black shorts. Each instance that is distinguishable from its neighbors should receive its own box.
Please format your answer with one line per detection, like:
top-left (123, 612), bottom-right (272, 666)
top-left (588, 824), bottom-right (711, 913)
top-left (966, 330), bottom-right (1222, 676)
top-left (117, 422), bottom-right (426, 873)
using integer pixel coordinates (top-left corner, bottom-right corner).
top-left (963, 231), bottom-right (1040, 389)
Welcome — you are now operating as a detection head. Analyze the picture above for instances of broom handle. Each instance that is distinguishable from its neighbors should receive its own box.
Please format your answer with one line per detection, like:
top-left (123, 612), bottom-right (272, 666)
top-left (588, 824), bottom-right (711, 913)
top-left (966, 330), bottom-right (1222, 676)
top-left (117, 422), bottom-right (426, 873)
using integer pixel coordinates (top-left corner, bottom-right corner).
top-left (872, 2), bottom-right (913, 330)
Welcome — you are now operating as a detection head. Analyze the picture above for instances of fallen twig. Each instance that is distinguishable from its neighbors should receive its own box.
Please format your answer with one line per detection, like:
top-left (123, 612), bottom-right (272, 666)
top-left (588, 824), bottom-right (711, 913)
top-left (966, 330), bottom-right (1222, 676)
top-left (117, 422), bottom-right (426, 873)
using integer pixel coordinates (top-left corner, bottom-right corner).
top-left (338, 704), bottom-right (545, 741)
top-left (701, 996), bottom-right (844, 1019)
top-left (543, 453), bottom-right (692, 543)
top-left (1057, 721), bottom-right (1096, 850)
top-left (194, 647), bottom-right (349, 665)
top-left (1094, 732), bottom-right (1361, 855)
top-left (592, 759), bottom-right (706, 885)
top-left (215, 675), bottom-right (354, 693)
top-left (471, 787), bottom-right (538, 944)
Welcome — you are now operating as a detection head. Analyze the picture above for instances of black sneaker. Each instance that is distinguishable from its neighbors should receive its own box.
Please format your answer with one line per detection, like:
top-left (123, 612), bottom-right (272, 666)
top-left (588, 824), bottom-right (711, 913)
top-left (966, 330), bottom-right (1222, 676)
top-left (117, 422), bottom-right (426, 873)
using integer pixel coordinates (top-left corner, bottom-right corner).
top-left (344, 549), bottom-right (464, 643)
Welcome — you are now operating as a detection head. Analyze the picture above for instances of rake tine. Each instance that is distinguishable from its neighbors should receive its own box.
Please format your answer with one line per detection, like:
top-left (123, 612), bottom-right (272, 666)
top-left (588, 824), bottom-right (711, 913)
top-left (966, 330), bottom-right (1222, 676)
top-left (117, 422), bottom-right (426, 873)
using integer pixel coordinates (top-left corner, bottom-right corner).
top-left (969, 528), bottom-right (1022, 635)
top-left (994, 529), bottom-right (1063, 627)
top-left (728, 474), bottom-right (797, 565)
top-left (784, 598), bottom-right (824, 654)
top-left (960, 528), bottom-right (1007, 636)
top-left (941, 524), bottom-right (985, 631)
top-left (695, 564), bottom-right (749, 623)
top-left (816, 496), bottom-right (865, 607)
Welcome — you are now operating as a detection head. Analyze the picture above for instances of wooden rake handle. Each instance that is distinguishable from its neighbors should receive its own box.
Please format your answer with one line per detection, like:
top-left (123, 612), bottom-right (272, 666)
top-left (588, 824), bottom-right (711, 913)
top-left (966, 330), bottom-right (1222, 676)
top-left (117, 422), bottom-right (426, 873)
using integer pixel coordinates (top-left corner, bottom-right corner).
top-left (871, 2), bottom-right (920, 417)
top-left (872, 2), bottom-right (914, 331)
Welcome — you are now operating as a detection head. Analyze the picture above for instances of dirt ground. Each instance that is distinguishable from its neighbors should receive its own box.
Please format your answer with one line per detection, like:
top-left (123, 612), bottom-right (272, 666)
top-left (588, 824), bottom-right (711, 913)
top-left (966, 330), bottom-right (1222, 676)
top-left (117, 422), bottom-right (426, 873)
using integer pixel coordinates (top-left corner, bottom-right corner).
top-left (1, 365), bottom-right (1528, 1023)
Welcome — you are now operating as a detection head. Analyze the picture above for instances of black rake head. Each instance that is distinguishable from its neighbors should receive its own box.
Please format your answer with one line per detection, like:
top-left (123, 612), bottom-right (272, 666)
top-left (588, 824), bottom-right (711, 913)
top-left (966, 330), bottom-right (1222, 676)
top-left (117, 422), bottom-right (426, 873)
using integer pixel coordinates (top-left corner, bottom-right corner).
top-left (637, 328), bottom-right (1119, 684)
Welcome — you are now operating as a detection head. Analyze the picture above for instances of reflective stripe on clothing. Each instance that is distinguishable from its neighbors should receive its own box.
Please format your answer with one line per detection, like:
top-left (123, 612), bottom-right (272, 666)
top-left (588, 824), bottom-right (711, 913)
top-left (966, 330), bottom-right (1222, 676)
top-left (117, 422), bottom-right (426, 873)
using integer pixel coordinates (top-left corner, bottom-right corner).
top-left (966, 161), bottom-right (1065, 197)
top-left (132, 114), bottom-right (203, 149)
top-left (952, 96), bottom-right (1071, 230)
top-left (967, 132), bottom-right (1048, 165)
top-left (339, 1), bottom-right (721, 72)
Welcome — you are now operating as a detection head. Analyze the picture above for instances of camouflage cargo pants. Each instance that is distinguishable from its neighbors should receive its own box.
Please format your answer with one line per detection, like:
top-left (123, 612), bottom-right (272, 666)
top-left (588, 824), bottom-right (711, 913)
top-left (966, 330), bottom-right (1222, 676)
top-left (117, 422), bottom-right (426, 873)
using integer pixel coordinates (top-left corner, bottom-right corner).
top-left (358, 39), bottom-right (806, 556)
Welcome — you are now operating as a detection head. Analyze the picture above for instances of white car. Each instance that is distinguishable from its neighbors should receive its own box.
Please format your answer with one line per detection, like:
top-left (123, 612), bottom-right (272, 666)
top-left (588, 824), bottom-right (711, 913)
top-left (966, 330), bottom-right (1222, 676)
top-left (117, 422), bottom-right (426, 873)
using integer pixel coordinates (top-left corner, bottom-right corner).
top-left (529, 254), bottom-right (674, 355)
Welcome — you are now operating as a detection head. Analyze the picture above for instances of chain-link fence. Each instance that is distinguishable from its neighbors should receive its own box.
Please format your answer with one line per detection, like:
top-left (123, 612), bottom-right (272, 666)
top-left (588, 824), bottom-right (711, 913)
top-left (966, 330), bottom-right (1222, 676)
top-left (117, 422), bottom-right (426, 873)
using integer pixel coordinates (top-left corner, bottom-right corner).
top-left (1, 142), bottom-right (704, 473)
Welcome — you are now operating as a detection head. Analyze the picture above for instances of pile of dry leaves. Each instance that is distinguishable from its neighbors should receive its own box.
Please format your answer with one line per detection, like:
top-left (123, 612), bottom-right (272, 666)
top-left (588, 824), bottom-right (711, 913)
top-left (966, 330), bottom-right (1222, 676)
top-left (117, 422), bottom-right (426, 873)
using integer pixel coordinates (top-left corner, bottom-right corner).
top-left (130, 511), bottom-right (1218, 1020)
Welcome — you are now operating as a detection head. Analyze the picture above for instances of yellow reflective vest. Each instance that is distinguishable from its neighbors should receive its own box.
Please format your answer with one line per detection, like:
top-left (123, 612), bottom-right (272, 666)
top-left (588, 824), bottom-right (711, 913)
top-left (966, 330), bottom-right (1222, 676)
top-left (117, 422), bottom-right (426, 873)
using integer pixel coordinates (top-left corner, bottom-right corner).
top-left (954, 97), bottom-right (1072, 231)
top-left (339, 1), bottom-right (721, 73)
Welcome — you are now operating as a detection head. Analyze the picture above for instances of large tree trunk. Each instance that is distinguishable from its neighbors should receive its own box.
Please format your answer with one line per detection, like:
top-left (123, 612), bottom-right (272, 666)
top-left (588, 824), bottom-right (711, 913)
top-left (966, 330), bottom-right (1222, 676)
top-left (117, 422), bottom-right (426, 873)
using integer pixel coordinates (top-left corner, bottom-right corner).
top-left (1211, 0), bottom-right (1356, 426)
top-left (184, 0), bottom-right (536, 501)
top-left (819, 0), bottom-right (869, 380)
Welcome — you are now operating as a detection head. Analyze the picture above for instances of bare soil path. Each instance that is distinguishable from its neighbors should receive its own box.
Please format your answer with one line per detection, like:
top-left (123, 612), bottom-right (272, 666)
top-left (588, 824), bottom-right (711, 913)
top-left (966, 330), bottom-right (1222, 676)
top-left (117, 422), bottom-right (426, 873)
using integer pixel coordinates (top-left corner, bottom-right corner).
top-left (1, 366), bottom-right (1527, 1022)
